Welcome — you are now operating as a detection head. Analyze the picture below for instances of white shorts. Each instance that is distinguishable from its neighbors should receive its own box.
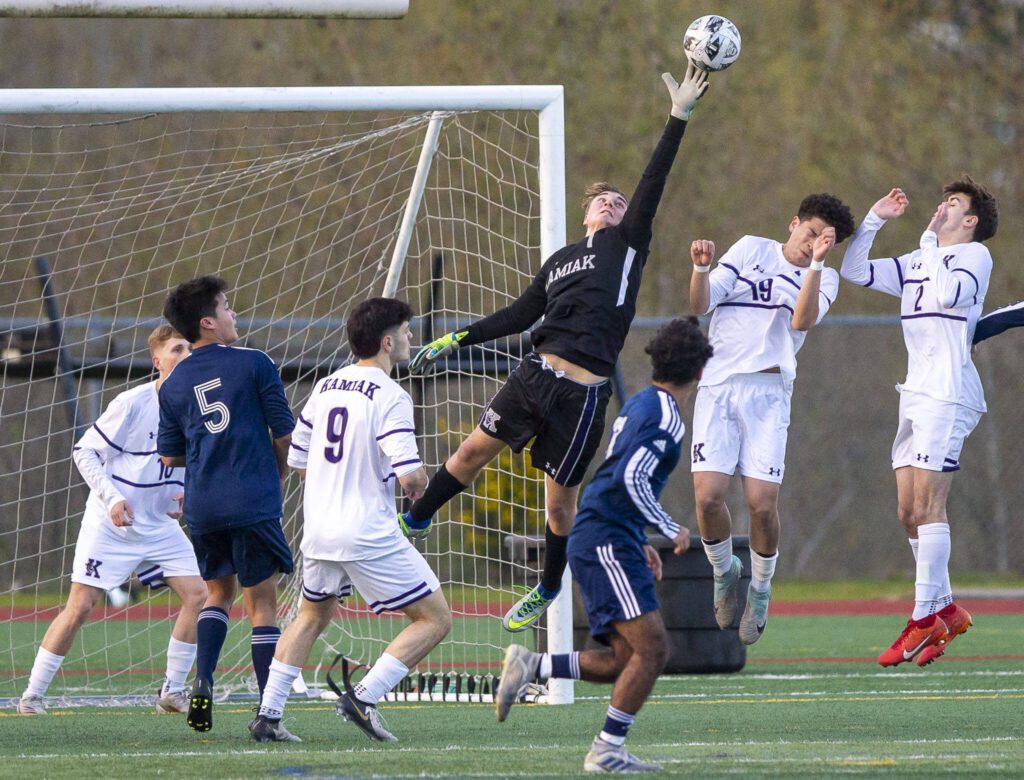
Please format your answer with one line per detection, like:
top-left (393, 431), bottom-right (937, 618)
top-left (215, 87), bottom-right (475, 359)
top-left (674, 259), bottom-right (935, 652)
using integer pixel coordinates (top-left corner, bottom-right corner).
top-left (70, 522), bottom-right (200, 590)
top-left (891, 390), bottom-right (982, 472)
top-left (690, 373), bottom-right (792, 484)
top-left (301, 542), bottom-right (440, 614)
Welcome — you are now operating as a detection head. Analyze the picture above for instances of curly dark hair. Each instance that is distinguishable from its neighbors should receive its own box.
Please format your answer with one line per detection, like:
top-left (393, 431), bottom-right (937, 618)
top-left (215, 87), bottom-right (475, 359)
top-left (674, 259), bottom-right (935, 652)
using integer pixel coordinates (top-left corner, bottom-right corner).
top-left (163, 275), bottom-right (227, 344)
top-left (645, 317), bottom-right (713, 385)
top-left (797, 194), bottom-right (855, 244)
top-left (347, 297), bottom-right (415, 359)
top-left (943, 175), bottom-right (998, 243)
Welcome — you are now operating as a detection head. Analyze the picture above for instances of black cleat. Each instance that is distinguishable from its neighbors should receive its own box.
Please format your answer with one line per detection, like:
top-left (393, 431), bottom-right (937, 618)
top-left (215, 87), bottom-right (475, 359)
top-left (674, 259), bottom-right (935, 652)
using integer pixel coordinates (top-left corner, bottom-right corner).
top-left (336, 692), bottom-right (397, 742)
top-left (187, 677), bottom-right (213, 732)
top-left (249, 714), bottom-right (302, 743)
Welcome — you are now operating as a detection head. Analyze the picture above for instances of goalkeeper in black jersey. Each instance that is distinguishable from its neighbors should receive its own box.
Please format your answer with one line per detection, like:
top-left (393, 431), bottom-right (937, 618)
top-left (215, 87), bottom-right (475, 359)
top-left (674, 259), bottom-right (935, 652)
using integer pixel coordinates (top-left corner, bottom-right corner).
top-left (406, 64), bottom-right (710, 632)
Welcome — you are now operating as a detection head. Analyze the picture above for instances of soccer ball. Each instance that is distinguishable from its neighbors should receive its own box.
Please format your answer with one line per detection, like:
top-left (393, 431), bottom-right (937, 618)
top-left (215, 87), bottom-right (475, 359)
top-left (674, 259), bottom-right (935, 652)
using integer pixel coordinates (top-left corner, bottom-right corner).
top-left (683, 15), bottom-right (741, 72)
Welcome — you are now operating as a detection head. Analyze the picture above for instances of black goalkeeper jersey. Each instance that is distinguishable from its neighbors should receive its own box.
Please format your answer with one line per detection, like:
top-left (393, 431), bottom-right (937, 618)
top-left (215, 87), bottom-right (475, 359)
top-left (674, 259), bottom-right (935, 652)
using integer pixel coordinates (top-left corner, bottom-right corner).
top-left (461, 115), bottom-right (687, 377)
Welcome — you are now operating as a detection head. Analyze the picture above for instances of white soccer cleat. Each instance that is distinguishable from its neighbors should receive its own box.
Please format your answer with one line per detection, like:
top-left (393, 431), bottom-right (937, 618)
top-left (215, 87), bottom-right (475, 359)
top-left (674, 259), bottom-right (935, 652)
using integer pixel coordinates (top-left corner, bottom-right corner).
top-left (712, 555), bottom-right (742, 629)
top-left (738, 584), bottom-right (771, 645)
top-left (155, 688), bottom-right (190, 714)
top-left (17, 694), bottom-right (46, 715)
top-left (249, 714), bottom-right (303, 743)
top-left (337, 692), bottom-right (398, 742)
top-left (495, 644), bottom-right (541, 722)
top-left (583, 737), bottom-right (662, 773)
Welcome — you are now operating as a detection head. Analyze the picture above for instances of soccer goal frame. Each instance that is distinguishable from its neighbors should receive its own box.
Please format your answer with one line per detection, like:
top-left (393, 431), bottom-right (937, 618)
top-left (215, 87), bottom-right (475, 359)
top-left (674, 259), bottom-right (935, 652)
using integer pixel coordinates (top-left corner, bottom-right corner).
top-left (0, 85), bottom-right (575, 705)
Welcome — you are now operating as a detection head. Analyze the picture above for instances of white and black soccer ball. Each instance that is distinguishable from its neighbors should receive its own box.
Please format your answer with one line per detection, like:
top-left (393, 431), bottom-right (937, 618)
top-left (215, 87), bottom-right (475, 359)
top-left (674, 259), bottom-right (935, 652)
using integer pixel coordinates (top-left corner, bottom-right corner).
top-left (683, 15), bottom-right (741, 72)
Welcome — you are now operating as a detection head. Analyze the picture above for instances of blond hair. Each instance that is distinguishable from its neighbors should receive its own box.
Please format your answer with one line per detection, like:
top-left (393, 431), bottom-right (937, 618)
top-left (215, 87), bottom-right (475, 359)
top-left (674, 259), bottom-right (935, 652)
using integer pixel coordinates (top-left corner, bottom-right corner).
top-left (147, 324), bottom-right (184, 355)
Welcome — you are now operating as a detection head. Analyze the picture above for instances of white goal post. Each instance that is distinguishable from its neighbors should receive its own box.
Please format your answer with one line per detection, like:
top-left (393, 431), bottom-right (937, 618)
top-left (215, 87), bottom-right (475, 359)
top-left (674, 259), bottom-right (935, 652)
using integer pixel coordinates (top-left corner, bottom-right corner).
top-left (0, 85), bottom-right (575, 706)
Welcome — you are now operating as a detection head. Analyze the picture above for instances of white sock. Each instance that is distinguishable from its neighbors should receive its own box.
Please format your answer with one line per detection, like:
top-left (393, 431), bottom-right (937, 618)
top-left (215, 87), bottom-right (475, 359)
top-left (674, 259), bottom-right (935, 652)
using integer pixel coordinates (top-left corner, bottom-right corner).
top-left (538, 654), bottom-right (553, 679)
top-left (24, 647), bottom-right (64, 698)
top-left (258, 658), bottom-right (301, 719)
top-left (702, 537), bottom-right (734, 577)
top-left (353, 653), bottom-right (409, 705)
top-left (749, 550), bottom-right (778, 593)
top-left (908, 537), bottom-right (919, 561)
top-left (162, 637), bottom-right (197, 694)
top-left (913, 523), bottom-right (950, 620)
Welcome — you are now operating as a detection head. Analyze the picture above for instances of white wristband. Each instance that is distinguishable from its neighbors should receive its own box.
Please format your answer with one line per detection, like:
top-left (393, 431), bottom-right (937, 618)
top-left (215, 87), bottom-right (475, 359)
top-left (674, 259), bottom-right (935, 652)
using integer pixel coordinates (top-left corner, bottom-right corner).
top-left (692, 264), bottom-right (711, 274)
top-left (809, 259), bottom-right (825, 272)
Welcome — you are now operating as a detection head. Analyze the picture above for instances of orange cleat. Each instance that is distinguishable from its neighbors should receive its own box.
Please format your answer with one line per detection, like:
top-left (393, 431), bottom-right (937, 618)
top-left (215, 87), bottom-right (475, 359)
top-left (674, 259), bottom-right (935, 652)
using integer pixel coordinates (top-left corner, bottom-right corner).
top-left (916, 603), bottom-right (973, 666)
top-left (877, 614), bottom-right (948, 667)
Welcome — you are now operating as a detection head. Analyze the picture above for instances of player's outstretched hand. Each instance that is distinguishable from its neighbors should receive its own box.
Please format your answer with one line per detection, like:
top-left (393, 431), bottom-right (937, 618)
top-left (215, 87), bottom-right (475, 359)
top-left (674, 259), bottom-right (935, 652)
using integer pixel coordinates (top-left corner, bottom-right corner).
top-left (927, 201), bottom-right (949, 234)
top-left (872, 187), bottom-right (908, 220)
top-left (166, 492), bottom-right (184, 520)
top-left (643, 544), bottom-right (663, 581)
top-left (672, 527), bottom-right (691, 556)
top-left (408, 330), bottom-right (468, 375)
top-left (662, 62), bottom-right (709, 121)
top-left (811, 226), bottom-right (836, 263)
top-left (111, 500), bottom-right (135, 527)
top-left (691, 239), bottom-right (716, 268)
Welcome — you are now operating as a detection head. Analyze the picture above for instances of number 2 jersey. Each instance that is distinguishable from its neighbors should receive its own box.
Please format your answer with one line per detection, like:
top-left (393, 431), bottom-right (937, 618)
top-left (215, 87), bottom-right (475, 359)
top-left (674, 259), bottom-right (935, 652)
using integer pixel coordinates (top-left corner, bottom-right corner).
top-left (573, 386), bottom-right (684, 547)
top-left (840, 211), bottom-right (992, 412)
top-left (287, 364), bottom-right (422, 561)
top-left (699, 235), bottom-right (840, 388)
top-left (157, 343), bottom-right (295, 532)
top-left (74, 380), bottom-right (184, 539)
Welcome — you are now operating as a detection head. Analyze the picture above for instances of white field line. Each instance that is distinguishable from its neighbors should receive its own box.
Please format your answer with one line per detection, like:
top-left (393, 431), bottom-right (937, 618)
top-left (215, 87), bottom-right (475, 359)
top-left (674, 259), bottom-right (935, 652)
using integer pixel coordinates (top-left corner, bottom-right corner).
top-left (15, 735), bottom-right (1022, 761)
top-left (660, 669), bottom-right (1024, 681)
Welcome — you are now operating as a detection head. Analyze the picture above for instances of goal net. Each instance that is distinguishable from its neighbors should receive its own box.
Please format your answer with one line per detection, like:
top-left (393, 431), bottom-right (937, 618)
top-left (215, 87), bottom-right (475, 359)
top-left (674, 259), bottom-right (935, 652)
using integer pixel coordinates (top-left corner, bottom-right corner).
top-left (0, 86), bottom-right (573, 707)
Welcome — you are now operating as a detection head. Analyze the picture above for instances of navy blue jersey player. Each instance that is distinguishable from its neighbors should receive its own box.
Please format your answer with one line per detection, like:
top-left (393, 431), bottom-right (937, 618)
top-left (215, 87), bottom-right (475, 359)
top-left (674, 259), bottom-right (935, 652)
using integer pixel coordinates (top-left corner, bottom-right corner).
top-left (158, 275), bottom-right (295, 733)
top-left (973, 300), bottom-right (1024, 345)
top-left (496, 318), bottom-right (713, 774)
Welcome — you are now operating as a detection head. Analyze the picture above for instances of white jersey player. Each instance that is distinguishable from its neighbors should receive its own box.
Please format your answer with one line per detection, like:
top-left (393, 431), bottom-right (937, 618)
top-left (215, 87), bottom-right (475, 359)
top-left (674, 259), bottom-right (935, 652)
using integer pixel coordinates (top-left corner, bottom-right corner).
top-left (840, 181), bottom-right (999, 668)
top-left (18, 326), bottom-right (207, 716)
top-left (688, 194), bottom-right (855, 646)
top-left (250, 298), bottom-right (451, 745)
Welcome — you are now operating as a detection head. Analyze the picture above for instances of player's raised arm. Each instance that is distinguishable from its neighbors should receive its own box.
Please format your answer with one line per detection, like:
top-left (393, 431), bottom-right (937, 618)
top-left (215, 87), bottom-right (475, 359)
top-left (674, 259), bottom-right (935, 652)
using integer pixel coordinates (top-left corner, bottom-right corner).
top-left (790, 227), bottom-right (837, 332)
top-left (408, 266), bottom-right (548, 375)
top-left (840, 188), bottom-right (909, 296)
top-left (920, 202), bottom-right (993, 309)
top-left (689, 239), bottom-right (715, 314)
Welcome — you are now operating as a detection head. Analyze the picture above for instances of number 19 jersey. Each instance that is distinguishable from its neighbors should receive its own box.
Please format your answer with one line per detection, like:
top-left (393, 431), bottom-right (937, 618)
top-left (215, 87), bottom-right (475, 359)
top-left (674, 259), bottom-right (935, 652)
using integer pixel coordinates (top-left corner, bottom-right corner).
top-left (288, 364), bottom-right (422, 561)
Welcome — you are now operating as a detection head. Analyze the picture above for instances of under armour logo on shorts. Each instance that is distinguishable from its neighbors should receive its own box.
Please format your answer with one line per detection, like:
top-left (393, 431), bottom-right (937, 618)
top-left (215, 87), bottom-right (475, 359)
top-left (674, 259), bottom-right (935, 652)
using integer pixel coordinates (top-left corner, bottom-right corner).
top-left (84, 559), bottom-right (103, 578)
top-left (692, 443), bottom-right (706, 463)
top-left (916, 453), bottom-right (929, 463)
top-left (481, 408), bottom-right (502, 434)
top-left (767, 467), bottom-right (781, 477)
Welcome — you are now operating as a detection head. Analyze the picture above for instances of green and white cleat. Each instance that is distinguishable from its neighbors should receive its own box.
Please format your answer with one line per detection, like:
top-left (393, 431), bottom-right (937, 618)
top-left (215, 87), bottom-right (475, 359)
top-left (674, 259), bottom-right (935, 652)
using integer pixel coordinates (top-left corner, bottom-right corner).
top-left (583, 737), bottom-right (662, 773)
top-left (502, 586), bottom-right (557, 633)
top-left (495, 644), bottom-right (541, 722)
top-left (713, 555), bottom-right (742, 630)
top-left (739, 584), bottom-right (771, 645)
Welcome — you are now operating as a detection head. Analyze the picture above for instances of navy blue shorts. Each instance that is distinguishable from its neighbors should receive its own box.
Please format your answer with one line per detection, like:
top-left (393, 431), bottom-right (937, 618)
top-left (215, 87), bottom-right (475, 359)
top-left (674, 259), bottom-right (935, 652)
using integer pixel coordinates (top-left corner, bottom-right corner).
top-left (567, 531), bottom-right (660, 640)
top-left (190, 518), bottom-right (294, 587)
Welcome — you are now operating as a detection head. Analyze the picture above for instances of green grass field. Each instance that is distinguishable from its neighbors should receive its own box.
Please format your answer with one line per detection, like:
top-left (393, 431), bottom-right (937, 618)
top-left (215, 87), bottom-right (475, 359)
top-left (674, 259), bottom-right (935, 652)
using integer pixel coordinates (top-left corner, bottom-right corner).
top-left (4, 612), bottom-right (1023, 778)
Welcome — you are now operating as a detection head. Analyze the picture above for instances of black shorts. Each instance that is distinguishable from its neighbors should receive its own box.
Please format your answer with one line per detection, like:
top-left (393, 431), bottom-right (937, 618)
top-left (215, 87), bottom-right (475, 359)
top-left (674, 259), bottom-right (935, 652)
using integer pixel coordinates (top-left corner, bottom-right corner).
top-left (479, 353), bottom-right (612, 487)
top-left (190, 517), bottom-right (294, 587)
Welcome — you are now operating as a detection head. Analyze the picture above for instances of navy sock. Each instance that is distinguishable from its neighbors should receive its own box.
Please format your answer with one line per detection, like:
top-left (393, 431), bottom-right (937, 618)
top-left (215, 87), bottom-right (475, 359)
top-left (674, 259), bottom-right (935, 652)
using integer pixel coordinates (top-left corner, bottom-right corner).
top-left (195, 606), bottom-right (229, 685)
top-left (549, 652), bottom-right (580, 680)
top-left (251, 625), bottom-right (281, 698)
top-left (540, 526), bottom-right (569, 594)
top-left (409, 463), bottom-right (467, 523)
top-left (600, 705), bottom-right (635, 745)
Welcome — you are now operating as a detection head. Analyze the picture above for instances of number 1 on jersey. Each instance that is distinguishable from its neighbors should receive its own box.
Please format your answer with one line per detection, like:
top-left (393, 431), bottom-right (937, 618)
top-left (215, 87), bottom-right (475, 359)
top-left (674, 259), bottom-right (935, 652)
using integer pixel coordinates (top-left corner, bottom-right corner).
top-left (324, 407), bottom-right (349, 463)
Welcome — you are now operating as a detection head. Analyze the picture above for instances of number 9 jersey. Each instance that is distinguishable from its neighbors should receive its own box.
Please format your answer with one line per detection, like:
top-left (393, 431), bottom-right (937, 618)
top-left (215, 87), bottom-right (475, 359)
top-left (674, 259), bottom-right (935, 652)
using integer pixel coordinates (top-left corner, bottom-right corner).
top-left (287, 364), bottom-right (422, 561)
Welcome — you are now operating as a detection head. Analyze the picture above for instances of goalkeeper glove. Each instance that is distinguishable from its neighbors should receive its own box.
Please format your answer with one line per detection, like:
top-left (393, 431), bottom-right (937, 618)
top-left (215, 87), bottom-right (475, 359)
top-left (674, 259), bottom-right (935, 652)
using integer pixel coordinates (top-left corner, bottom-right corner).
top-left (662, 62), bottom-right (709, 121)
top-left (408, 330), bottom-right (468, 375)
top-left (398, 511), bottom-right (432, 540)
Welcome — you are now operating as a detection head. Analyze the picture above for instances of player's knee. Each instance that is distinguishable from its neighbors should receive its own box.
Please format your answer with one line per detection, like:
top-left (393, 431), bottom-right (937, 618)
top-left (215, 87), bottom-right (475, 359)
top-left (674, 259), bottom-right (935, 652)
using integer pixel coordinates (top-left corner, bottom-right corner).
top-left (429, 602), bottom-right (453, 641)
top-left (747, 504), bottom-right (777, 528)
top-left (180, 580), bottom-right (208, 612)
top-left (545, 498), bottom-right (576, 530)
top-left (695, 493), bottom-right (727, 520)
top-left (897, 504), bottom-right (915, 533)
